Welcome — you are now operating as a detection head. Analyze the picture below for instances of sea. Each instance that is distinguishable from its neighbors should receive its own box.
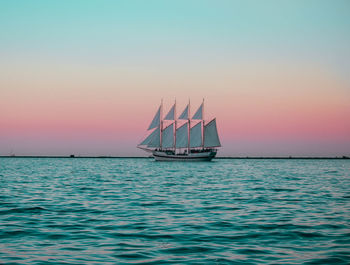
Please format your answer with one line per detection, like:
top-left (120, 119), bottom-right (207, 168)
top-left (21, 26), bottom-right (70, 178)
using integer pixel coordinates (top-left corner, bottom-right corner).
top-left (0, 157), bottom-right (349, 264)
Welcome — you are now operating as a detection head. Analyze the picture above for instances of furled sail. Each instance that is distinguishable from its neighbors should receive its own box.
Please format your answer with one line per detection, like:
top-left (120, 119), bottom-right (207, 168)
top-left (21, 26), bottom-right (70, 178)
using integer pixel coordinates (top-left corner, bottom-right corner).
top-left (148, 106), bottom-right (161, 130)
top-left (147, 126), bottom-right (161, 147)
top-left (190, 121), bottom-right (202, 148)
top-left (162, 124), bottom-right (174, 148)
top-left (178, 105), bottom-right (189, 120)
top-left (192, 103), bottom-right (203, 120)
top-left (204, 119), bottom-right (221, 147)
top-left (175, 122), bottom-right (188, 148)
top-left (164, 104), bottom-right (175, 120)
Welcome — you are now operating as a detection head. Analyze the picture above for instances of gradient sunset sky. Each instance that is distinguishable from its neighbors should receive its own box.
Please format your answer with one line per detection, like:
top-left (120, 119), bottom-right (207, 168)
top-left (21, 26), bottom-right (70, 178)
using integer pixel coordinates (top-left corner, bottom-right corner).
top-left (1, 0), bottom-right (349, 156)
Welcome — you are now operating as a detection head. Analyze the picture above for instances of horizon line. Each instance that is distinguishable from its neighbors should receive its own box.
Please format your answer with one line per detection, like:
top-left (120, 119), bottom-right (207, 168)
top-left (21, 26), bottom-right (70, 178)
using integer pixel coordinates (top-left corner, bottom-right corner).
top-left (0, 155), bottom-right (349, 159)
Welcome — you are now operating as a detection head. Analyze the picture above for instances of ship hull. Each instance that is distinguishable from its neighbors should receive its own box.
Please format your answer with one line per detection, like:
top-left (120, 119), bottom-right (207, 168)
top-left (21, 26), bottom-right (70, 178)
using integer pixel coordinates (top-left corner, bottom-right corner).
top-left (152, 151), bottom-right (216, 161)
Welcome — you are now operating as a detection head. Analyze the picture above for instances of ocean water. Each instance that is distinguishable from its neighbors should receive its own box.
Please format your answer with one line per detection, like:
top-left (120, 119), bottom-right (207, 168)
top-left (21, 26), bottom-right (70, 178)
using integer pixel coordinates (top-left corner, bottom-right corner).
top-left (0, 158), bottom-right (349, 265)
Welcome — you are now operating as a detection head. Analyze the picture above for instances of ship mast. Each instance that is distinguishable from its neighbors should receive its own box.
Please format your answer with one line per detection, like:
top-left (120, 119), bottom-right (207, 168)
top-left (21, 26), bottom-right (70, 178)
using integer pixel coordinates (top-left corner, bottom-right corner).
top-left (174, 99), bottom-right (177, 152)
top-left (187, 99), bottom-right (191, 154)
top-left (160, 98), bottom-right (163, 150)
top-left (202, 98), bottom-right (205, 150)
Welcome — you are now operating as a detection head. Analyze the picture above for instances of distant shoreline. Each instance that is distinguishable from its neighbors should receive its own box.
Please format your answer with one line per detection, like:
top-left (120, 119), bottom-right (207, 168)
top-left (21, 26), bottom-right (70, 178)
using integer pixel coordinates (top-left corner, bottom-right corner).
top-left (0, 156), bottom-right (349, 159)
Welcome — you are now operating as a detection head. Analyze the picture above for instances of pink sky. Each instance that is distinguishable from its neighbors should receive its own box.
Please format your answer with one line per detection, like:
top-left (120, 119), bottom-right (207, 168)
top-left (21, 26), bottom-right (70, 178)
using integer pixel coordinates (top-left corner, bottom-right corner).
top-left (1, 61), bottom-right (349, 156)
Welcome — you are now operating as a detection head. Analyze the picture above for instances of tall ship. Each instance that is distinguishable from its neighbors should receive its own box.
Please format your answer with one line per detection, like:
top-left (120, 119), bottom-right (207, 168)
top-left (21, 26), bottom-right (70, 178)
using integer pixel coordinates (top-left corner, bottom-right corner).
top-left (138, 99), bottom-right (221, 161)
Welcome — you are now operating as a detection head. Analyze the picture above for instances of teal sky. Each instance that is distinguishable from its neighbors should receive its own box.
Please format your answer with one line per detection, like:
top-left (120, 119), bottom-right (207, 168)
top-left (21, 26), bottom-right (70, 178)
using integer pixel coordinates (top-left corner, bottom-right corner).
top-left (1, 0), bottom-right (349, 73)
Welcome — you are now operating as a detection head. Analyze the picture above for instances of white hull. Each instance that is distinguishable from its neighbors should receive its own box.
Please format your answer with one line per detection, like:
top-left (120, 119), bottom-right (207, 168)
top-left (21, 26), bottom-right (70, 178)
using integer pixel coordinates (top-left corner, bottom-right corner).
top-left (152, 151), bottom-right (216, 161)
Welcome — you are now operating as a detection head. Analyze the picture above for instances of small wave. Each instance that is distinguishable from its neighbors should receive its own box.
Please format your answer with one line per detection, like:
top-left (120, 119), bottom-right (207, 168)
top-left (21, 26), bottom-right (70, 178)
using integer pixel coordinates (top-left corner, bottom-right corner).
top-left (208, 220), bottom-right (236, 228)
top-left (196, 233), bottom-right (263, 243)
top-left (108, 232), bottom-right (176, 240)
top-left (0, 229), bottom-right (45, 239)
top-left (304, 256), bottom-right (348, 264)
top-left (115, 256), bottom-right (165, 265)
top-left (113, 252), bottom-right (153, 260)
top-left (237, 248), bottom-right (273, 255)
top-left (95, 225), bottom-right (119, 231)
top-left (294, 231), bottom-right (326, 238)
top-left (61, 246), bottom-right (85, 251)
top-left (324, 170), bottom-right (339, 174)
top-left (140, 201), bottom-right (166, 206)
top-left (286, 177), bottom-right (301, 180)
top-left (46, 224), bottom-right (86, 230)
top-left (79, 186), bottom-right (94, 191)
top-left (160, 245), bottom-right (215, 254)
top-left (0, 206), bottom-right (47, 215)
top-left (204, 205), bottom-right (240, 211)
top-left (271, 188), bottom-right (296, 192)
top-left (45, 233), bottom-right (71, 240)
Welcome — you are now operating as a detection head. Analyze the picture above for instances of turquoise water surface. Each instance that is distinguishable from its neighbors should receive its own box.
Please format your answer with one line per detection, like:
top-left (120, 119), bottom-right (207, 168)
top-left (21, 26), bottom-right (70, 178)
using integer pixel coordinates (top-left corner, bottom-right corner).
top-left (0, 158), bottom-right (349, 264)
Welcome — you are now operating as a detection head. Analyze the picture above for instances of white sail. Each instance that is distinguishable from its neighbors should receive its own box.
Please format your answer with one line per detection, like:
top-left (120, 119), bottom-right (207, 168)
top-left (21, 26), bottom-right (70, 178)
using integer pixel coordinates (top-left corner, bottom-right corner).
top-left (148, 106), bottom-right (161, 130)
top-left (190, 121), bottom-right (202, 148)
top-left (164, 104), bottom-right (175, 120)
top-left (192, 103), bottom-right (203, 120)
top-left (175, 122), bottom-right (188, 148)
top-left (139, 128), bottom-right (157, 146)
top-left (162, 123), bottom-right (174, 148)
top-left (204, 119), bottom-right (221, 147)
top-left (147, 126), bottom-right (161, 147)
top-left (178, 105), bottom-right (189, 120)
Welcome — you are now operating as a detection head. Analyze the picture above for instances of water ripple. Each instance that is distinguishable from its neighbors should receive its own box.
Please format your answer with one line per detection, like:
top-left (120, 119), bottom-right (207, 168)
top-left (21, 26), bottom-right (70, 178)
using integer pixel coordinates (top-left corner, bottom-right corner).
top-left (0, 158), bottom-right (349, 264)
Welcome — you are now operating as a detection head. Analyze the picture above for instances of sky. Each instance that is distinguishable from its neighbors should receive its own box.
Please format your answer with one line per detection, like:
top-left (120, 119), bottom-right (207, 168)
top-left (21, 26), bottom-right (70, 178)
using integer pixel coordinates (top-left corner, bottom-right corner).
top-left (1, 0), bottom-right (349, 157)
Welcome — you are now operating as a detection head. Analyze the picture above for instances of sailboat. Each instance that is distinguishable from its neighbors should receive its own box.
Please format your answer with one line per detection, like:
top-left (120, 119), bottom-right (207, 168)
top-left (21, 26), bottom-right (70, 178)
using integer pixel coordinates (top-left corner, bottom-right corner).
top-left (137, 99), bottom-right (221, 161)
